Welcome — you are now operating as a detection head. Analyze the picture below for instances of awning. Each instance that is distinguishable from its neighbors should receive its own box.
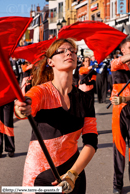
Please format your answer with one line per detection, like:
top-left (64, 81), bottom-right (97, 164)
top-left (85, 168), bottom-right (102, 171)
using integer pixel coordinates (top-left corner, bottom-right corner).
top-left (114, 23), bottom-right (130, 34)
top-left (125, 24), bottom-right (130, 34)
top-left (75, 39), bottom-right (88, 50)
top-left (115, 24), bottom-right (123, 32)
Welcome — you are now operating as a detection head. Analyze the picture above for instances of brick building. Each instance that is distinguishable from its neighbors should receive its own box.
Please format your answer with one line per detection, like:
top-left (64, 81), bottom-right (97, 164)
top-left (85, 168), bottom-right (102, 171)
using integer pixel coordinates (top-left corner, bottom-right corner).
top-left (28, 4), bottom-right (49, 43)
top-left (65, 0), bottom-right (77, 25)
top-left (104, 0), bottom-right (130, 34)
top-left (89, 0), bottom-right (104, 21)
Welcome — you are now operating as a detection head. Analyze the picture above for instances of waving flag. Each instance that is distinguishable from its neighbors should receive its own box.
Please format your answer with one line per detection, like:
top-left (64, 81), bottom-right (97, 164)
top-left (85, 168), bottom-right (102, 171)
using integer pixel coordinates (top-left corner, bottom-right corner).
top-left (12, 37), bottom-right (56, 65)
top-left (12, 21), bottom-right (127, 65)
top-left (58, 20), bottom-right (127, 63)
top-left (0, 16), bottom-right (32, 106)
top-left (0, 17), bottom-right (62, 182)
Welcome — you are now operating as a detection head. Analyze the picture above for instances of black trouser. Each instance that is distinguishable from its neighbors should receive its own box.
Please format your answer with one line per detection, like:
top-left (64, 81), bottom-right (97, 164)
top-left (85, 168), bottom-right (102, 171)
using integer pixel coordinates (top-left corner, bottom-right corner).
top-left (35, 150), bottom-right (86, 194)
top-left (113, 102), bottom-right (130, 190)
top-left (96, 72), bottom-right (107, 103)
top-left (0, 101), bottom-right (15, 153)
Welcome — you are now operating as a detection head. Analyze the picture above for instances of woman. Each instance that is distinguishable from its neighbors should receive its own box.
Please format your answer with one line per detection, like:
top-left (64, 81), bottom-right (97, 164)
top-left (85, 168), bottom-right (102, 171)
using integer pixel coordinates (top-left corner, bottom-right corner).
top-left (15, 38), bottom-right (98, 194)
top-left (21, 60), bottom-right (33, 95)
top-left (78, 56), bottom-right (97, 102)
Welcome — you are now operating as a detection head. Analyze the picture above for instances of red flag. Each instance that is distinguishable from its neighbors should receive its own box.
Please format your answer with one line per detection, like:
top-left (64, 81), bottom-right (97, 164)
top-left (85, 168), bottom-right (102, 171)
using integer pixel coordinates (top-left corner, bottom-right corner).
top-left (12, 37), bottom-right (56, 64)
top-left (58, 20), bottom-right (127, 63)
top-left (0, 16), bottom-right (32, 106)
top-left (13, 21), bottom-right (127, 65)
top-left (0, 16), bottom-right (32, 57)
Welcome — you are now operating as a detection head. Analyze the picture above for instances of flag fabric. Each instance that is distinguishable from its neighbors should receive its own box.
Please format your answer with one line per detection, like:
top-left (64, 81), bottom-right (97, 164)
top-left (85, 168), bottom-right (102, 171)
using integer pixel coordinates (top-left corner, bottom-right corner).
top-left (0, 17), bottom-right (62, 180)
top-left (12, 21), bottom-right (127, 65)
top-left (0, 16), bottom-right (32, 57)
top-left (0, 16), bottom-right (32, 106)
top-left (0, 46), bottom-right (25, 106)
top-left (58, 20), bottom-right (127, 64)
top-left (12, 37), bottom-right (56, 65)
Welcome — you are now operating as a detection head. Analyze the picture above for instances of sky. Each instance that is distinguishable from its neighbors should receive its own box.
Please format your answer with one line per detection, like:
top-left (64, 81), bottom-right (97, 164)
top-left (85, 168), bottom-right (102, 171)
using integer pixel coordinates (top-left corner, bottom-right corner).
top-left (0, 0), bottom-right (47, 17)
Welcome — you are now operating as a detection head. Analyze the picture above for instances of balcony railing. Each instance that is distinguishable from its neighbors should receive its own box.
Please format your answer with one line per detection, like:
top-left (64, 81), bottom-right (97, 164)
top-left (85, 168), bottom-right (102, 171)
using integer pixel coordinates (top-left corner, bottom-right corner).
top-left (49, 16), bottom-right (57, 23)
top-left (58, 12), bottom-right (63, 19)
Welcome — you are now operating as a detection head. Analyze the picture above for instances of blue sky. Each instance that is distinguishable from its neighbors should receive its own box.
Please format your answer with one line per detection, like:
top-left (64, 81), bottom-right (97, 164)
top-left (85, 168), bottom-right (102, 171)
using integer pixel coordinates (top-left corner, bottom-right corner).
top-left (0, 0), bottom-right (47, 17)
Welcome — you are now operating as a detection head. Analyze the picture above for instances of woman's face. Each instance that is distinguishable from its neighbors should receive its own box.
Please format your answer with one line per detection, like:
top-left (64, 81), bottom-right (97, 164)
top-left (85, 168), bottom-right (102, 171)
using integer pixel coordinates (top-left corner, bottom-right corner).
top-left (83, 57), bottom-right (90, 68)
top-left (48, 42), bottom-right (77, 71)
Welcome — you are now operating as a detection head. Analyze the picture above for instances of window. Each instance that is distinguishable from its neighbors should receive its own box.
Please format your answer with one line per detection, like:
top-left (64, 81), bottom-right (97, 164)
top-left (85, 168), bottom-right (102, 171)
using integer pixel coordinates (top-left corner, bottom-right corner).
top-left (84, 14), bottom-right (87, 20)
top-left (68, 18), bottom-right (70, 25)
top-left (50, 29), bottom-right (57, 37)
top-left (96, 12), bottom-right (100, 18)
top-left (74, 15), bottom-right (77, 22)
top-left (110, 0), bottom-right (115, 19)
top-left (58, 2), bottom-right (63, 19)
top-left (82, 15), bottom-right (85, 21)
top-left (91, 14), bottom-right (95, 20)
top-left (49, 8), bottom-right (57, 23)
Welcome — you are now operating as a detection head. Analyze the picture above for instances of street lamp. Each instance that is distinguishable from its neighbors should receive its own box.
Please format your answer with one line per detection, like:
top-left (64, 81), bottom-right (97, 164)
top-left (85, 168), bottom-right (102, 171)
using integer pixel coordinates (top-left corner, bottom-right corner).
top-left (57, 20), bottom-right (62, 31)
top-left (61, 17), bottom-right (67, 27)
top-left (57, 17), bottom-right (67, 31)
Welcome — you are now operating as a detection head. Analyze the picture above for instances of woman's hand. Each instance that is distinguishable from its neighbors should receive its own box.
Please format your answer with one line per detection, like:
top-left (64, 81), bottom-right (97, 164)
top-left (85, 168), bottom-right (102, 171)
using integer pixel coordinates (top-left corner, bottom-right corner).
top-left (15, 97), bottom-right (32, 118)
top-left (51, 170), bottom-right (78, 193)
top-left (111, 96), bottom-right (126, 105)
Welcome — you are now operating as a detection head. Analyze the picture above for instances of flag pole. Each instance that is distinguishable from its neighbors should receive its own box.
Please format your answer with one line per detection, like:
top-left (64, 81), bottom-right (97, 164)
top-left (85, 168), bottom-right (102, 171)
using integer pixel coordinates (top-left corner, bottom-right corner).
top-left (0, 46), bottom-right (61, 183)
top-left (27, 115), bottom-right (61, 182)
top-left (80, 69), bottom-right (95, 84)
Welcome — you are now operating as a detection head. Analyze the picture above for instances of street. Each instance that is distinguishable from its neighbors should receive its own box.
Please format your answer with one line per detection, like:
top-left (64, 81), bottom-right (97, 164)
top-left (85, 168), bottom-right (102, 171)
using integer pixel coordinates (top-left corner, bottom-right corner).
top-left (0, 95), bottom-right (130, 194)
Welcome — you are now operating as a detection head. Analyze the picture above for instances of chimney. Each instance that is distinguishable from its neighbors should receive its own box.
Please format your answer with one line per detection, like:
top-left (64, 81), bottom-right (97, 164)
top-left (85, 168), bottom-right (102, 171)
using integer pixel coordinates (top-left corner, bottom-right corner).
top-left (37, 4), bottom-right (40, 12)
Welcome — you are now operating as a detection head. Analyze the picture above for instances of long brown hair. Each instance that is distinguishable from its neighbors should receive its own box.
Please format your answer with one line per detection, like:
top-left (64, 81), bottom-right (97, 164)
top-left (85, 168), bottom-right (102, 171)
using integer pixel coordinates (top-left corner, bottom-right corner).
top-left (32, 38), bottom-right (77, 86)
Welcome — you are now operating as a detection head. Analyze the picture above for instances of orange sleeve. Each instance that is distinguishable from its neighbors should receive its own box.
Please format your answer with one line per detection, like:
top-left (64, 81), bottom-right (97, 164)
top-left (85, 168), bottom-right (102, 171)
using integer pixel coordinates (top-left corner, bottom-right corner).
top-left (25, 64), bottom-right (33, 71)
top-left (79, 67), bottom-right (89, 75)
top-left (91, 74), bottom-right (96, 81)
top-left (82, 117), bottom-right (97, 135)
top-left (25, 86), bottom-right (44, 117)
top-left (111, 57), bottom-right (124, 71)
top-left (21, 64), bottom-right (28, 72)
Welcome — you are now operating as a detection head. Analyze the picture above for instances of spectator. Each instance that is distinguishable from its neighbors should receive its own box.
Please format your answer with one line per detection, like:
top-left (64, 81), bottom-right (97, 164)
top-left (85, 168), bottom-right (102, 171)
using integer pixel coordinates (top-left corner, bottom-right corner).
top-left (21, 61), bottom-right (33, 95)
top-left (78, 56), bottom-right (97, 102)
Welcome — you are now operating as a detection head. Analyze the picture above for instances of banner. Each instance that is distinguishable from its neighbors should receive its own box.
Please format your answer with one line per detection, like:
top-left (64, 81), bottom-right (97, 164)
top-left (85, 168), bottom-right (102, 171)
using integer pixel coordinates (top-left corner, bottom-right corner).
top-left (117, 0), bottom-right (126, 14)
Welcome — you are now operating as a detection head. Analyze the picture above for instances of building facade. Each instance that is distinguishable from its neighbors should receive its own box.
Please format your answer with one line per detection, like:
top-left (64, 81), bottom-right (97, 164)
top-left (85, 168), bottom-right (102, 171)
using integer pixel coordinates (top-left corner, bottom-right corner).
top-left (28, 4), bottom-right (49, 43)
top-left (65, 0), bottom-right (77, 25)
top-left (26, 1), bottom-right (130, 52)
top-left (89, 0), bottom-right (104, 21)
top-left (48, 0), bottom-right (66, 37)
top-left (104, 0), bottom-right (130, 35)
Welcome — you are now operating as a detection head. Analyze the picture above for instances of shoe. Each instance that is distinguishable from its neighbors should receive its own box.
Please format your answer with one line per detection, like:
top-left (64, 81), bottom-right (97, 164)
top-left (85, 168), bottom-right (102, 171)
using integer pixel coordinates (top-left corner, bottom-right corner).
top-left (113, 188), bottom-right (122, 194)
top-left (0, 153), bottom-right (2, 158)
top-left (8, 152), bottom-right (14, 157)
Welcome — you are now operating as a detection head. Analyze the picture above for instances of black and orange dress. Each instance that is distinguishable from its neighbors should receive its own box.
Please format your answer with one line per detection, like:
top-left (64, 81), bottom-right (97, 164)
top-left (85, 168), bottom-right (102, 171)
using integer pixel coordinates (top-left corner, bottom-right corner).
top-left (21, 63), bottom-right (33, 95)
top-left (111, 57), bottom-right (130, 191)
top-left (78, 66), bottom-right (96, 101)
top-left (22, 81), bottom-right (98, 194)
